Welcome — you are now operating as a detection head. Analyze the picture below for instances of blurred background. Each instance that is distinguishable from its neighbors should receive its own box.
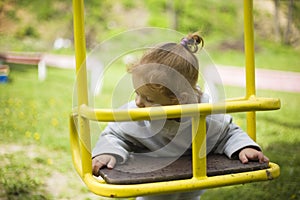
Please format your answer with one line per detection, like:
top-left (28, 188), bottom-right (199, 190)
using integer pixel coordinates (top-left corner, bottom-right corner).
top-left (0, 0), bottom-right (299, 53)
top-left (0, 0), bottom-right (299, 200)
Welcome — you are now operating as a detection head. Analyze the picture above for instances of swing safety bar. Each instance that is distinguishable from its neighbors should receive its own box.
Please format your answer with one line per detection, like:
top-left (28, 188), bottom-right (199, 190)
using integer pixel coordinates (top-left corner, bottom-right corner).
top-left (76, 97), bottom-right (280, 122)
top-left (70, 0), bottom-right (281, 198)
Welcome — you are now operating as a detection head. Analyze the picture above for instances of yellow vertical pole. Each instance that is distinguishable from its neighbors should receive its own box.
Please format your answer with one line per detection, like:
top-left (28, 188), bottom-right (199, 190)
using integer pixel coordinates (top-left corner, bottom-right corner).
top-left (192, 115), bottom-right (206, 179)
top-left (244, 0), bottom-right (256, 141)
top-left (72, 0), bottom-right (92, 176)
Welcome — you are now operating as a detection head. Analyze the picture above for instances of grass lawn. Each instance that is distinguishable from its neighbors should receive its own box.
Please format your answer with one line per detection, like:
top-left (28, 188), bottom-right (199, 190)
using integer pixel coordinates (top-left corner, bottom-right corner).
top-left (206, 38), bottom-right (300, 73)
top-left (0, 65), bottom-right (101, 199)
top-left (202, 87), bottom-right (300, 200)
top-left (0, 60), bottom-right (299, 199)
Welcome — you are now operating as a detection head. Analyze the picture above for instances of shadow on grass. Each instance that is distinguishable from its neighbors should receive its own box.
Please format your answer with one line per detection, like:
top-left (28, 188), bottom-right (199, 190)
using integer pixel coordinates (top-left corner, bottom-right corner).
top-left (260, 116), bottom-right (300, 130)
top-left (4, 63), bottom-right (37, 73)
top-left (3, 63), bottom-right (38, 84)
top-left (201, 140), bottom-right (300, 200)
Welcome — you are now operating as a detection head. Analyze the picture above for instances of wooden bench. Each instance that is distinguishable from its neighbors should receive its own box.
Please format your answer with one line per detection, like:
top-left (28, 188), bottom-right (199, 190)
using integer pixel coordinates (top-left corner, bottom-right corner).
top-left (0, 52), bottom-right (46, 81)
top-left (99, 154), bottom-right (269, 184)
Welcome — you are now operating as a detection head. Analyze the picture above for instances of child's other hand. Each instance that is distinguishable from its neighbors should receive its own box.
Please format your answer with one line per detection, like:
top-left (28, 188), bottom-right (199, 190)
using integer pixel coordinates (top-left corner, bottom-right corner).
top-left (92, 154), bottom-right (116, 176)
top-left (239, 148), bottom-right (269, 164)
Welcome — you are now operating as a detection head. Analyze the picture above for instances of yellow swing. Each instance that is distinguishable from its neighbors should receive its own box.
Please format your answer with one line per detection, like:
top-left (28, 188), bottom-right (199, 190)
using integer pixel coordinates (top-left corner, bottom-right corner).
top-left (70, 0), bottom-right (281, 198)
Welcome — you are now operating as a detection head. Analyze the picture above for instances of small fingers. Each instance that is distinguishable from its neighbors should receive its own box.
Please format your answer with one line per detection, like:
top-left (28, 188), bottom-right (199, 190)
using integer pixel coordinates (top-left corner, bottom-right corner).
top-left (258, 153), bottom-right (269, 164)
top-left (107, 156), bottom-right (116, 169)
top-left (92, 155), bottom-right (117, 176)
top-left (251, 151), bottom-right (269, 163)
top-left (239, 148), bottom-right (269, 164)
top-left (92, 158), bottom-right (105, 176)
top-left (239, 152), bottom-right (249, 164)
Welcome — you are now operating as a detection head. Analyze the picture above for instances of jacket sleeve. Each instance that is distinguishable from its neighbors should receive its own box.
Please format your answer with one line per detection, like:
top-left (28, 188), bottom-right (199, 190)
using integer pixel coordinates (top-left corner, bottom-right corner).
top-left (92, 101), bottom-right (142, 163)
top-left (91, 123), bottom-right (133, 163)
top-left (207, 114), bottom-right (261, 158)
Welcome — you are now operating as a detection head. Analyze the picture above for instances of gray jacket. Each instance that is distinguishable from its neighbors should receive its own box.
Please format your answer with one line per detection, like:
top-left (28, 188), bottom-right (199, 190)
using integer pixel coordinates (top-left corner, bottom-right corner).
top-left (92, 100), bottom-right (260, 163)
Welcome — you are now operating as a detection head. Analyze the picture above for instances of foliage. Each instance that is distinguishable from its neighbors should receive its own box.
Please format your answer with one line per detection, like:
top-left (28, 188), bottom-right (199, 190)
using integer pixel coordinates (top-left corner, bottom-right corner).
top-left (1, 0), bottom-right (300, 52)
top-left (143, 0), bottom-right (242, 37)
top-left (144, 0), bottom-right (168, 28)
top-left (15, 25), bottom-right (40, 39)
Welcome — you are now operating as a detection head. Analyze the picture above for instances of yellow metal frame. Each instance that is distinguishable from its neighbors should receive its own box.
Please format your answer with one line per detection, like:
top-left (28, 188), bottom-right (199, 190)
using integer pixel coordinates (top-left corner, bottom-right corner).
top-left (70, 0), bottom-right (281, 198)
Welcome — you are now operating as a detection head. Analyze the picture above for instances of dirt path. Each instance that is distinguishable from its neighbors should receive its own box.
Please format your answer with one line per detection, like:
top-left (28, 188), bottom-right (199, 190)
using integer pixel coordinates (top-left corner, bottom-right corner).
top-left (43, 54), bottom-right (300, 93)
top-left (216, 65), bottom-right (300, 93)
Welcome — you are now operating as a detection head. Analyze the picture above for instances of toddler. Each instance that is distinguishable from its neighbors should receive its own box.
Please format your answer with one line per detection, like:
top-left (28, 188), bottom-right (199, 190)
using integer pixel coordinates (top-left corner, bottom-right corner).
top-left (92, 33), bottom-right (269, 200)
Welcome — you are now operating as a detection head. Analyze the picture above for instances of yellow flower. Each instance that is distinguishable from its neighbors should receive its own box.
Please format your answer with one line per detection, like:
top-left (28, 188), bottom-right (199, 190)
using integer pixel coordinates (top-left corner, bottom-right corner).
top-left (47, 158), bottom-right (53, 165)
top-left (25, 131), bottom-right (32, 138)
top-left (34, 132), bottom-right (40, 141)
top-left (51, 118), bottom-right (59, 127)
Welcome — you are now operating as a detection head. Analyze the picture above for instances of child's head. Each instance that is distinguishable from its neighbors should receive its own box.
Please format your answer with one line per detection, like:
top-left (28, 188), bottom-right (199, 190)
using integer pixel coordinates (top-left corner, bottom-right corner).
top-left (128, 33), bottom-right (204, 108)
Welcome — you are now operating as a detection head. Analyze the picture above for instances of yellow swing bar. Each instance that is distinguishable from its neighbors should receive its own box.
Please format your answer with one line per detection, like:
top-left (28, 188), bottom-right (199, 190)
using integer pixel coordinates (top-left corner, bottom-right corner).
top-left (70, 0), bottom-right (280, 198)
top-left (244, 0), bottom-right (257, 140)
top-left (72, 0), bottom-right (91, 177)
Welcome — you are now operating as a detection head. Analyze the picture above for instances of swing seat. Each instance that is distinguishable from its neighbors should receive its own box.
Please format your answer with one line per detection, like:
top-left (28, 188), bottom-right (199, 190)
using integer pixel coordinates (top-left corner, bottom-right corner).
top-left (99, 154), bottom-right (269, 184)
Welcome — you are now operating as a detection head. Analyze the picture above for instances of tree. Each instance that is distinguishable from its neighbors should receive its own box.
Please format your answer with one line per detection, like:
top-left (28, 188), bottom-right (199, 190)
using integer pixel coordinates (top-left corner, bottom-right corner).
top-left (273, 0), bottom-right (296, 45)
top-left (273, 0), bottom-right (281, 42)
top-left (284, 0), bottom-right (293, 45)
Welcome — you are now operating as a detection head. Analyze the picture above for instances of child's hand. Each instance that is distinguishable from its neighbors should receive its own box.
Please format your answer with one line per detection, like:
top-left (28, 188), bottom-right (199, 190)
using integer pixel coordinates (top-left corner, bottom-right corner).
top-left (92, 154), bottom-right (116, 176)
top-left (239, 148), bottom-right (269, 164)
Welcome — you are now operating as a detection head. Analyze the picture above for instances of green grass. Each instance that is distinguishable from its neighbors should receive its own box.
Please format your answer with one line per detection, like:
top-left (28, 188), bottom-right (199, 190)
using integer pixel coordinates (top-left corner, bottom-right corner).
top-left (0, 65), bottom-right (102, 199)
top-left (0, 64), bottom-right (73, 150)
top-left (0, 62), bottom-right (299, 199)
top-left (201, 87), bottom-right (300, 200)
top-left (206, 38), bottom-right (300, 72)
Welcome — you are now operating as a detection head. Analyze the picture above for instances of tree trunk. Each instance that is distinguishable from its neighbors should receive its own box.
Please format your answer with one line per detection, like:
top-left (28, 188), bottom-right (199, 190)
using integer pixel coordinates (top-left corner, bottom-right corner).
top-left (167, 0), bottom-right (179, 30)
top-left (284, 0), bottom-right (293, 45)
top-left (273, 0), bottom-right (281, 42)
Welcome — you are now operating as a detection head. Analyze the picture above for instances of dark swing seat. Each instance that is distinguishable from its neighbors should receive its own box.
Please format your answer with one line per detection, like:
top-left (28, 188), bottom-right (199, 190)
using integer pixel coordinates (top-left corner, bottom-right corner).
top-left (99, 154), bottom-right (269, 184)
